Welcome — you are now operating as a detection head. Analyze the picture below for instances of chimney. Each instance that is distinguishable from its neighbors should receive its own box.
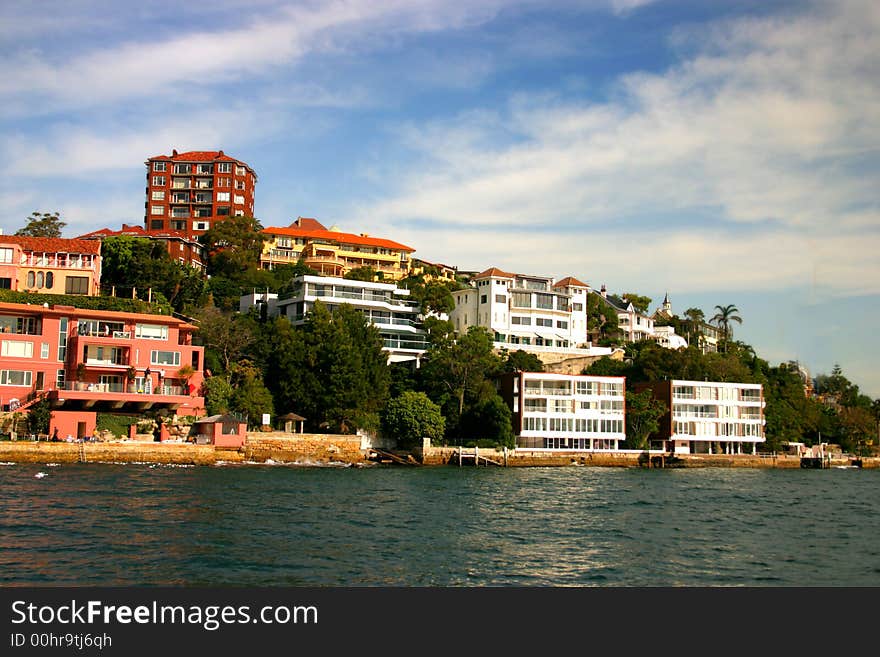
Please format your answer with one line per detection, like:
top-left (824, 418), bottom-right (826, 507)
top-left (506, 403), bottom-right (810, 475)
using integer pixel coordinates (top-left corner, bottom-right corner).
top-left (172, 149), bottom-right (178, 156)
top-left (218, 150), bottom-right (224, 157)
top-left (600, 284), bottom-right (607, 298)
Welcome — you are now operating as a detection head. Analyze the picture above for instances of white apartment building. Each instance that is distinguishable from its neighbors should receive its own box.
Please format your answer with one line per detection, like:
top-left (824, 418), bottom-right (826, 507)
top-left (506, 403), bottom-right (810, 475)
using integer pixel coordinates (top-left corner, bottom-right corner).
top-left (253, 276), bottom-right (429, 364)
top-left (635, 379), bottom-right (766, 454)
top-left (450, 268), bottom-right (611, 358)
top-left (499, 372), bottom-right (626, 450)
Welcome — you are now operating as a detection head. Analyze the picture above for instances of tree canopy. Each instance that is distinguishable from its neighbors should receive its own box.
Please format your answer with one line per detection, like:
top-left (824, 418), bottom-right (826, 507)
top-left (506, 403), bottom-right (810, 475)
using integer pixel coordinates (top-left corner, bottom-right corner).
top-left (16, 211), bottom-right (66, 238)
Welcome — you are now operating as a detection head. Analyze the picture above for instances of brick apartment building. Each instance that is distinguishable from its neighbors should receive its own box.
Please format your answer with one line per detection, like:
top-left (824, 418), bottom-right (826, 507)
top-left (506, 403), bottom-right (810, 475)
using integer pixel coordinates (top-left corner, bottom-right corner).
top-left (144, 149), bottom-right (257, 240)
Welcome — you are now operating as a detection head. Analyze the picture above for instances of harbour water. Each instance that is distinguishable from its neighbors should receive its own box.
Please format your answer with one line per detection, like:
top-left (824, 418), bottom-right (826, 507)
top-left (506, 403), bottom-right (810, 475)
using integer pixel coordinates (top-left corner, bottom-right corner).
top-left (2, 462), bottom-right (878, 586)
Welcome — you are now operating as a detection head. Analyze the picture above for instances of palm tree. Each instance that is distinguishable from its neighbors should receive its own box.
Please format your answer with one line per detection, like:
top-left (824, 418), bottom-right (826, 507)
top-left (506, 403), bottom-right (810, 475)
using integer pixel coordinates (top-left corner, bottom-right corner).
top-left (711, 304), bottom-right (742, 348)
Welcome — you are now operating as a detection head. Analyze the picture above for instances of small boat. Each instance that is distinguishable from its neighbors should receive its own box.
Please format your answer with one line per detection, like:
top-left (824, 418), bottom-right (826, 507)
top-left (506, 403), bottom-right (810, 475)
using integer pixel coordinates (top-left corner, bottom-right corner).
top-left (34, 472), bottom-right (48, 479)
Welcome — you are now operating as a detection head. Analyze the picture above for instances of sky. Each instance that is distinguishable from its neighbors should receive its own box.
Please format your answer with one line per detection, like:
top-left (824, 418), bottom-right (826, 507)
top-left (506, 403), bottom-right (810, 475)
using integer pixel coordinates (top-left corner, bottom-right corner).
top-left (1, 0), bottom-right (878, 397)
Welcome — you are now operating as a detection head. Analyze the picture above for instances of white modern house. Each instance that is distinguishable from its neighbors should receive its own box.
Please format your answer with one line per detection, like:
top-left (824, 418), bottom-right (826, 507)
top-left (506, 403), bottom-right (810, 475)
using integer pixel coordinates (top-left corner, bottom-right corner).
top-left (450, 267), bottom-right (611, 358)
top-left (634, 379), bottom-right (766, 454)
top-left (242, 275), bottom-right (429, 364)
top-left (652, 325), bottom-right (688, 350)
top-left (499, 372), bottom-right (626, 450)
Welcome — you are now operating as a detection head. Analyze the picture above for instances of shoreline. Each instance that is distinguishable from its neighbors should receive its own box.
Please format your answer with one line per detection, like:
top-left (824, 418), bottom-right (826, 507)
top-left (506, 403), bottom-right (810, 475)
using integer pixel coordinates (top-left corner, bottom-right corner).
top-left (0, 438), bottom-right (876, 469)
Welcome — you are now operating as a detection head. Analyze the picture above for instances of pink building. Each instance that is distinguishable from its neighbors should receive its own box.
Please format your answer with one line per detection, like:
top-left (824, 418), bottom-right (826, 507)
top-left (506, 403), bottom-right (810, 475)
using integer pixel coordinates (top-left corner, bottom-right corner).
top-left (0, 236), bottom-right (101, 296)
top-left (0, 301), bottom-right (206, 439)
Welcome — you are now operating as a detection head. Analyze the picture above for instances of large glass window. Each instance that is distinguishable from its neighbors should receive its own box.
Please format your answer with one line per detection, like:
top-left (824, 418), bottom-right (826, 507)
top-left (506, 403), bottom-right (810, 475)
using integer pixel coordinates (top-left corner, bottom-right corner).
top-left (136, 324), bottom-right (168, 340)
top-left (0, 370), bottom-right (32, 386)
top-left (150, 350), bottom-right (180, 366)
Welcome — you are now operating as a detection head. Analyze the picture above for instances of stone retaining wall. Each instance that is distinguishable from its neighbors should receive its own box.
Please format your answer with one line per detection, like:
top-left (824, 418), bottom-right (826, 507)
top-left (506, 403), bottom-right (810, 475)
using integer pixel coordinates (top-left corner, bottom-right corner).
top-left (244, 433), bottom-right (368, 464)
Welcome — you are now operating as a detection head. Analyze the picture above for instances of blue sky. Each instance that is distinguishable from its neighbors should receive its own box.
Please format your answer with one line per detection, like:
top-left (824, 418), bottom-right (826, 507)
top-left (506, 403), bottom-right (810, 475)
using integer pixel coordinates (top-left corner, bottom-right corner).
top-left (2, 0), bottom-right (878, 397)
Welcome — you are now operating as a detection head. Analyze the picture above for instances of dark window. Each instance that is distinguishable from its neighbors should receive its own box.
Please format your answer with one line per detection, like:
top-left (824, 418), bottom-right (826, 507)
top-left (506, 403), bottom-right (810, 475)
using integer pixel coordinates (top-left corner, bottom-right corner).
top-left (216, 206), bottom-right (230, 216)
top-left (65, 276), bottom-right (89, 295)
top-left (480, 295), bottom-right (487, 304)
top-left (0, 278), bottom-right (11, 289)
top-left (45, 272), bottom-right (54, 289)
top-left (150, 219), bottom-right (164, 230)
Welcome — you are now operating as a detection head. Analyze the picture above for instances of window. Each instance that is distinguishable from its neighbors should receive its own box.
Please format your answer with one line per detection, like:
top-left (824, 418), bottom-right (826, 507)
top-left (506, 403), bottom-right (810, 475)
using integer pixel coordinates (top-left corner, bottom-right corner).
top-left (217, 177), bottom-right (230, 187)
top-left (216, 207), bottom-right (230, 216)
top-left (151, 176), bottom-right (165, 186)
top-left (233, 195), bottom-right (245, 205)
top-left (151, 190), bottom-right (166, 201)
top-left (480, 295), bottom-right (487, 304)
top-left (0, 370), bottom-right (32, 386)
top-left (217, 162), bottom-right (232, 173)
top-left (216, 192), bottom-right (230, 202)
top-left (512, 292), bottom-right (531, 308)
top-left (572, 303), bottom-right (583, 312)
top-left (535, 293), bottom-right (553, 310)
top-left (0, 278), bottom-right (11, 289)
top-left (153, 162), bottom-right (166, 172)
top-left (235, 180), bottom-right (245, 190)
top-left (511, 316), bottom-right (531, 325)
top-left (171, 221), bottom-right (187, 231)
top-left (557, 320), bottom-right (568, 329)
top-left (196, 164), bottom-right (213, 174)
top-left (235, 165), bottom-right (245, 175)
top-left (536, 318), bottom-right (552, 327)
top-left (151, 350), bottom-right (180, 366)
top-left (173, 163), bottom-right (191, 174)
top-left (136, 324), bottom-right (168, 340)
top-left (58, 318), bottom-right (67, 361)
top-left (151, 205), bottom-right (165, 216)
top-left (172, 192), bottom-right (189, 203)
top-left (234, 209), bottom-right (244, 216)
top-left (65, 276), bottom-right (89, 295)
top-left (495, 294), bottom-right (506, 303)
top-left (1, 341), bottom-right (34, 358)
top-left (192, 221), bottom-right (210, 232)
top-left (0, 248), bottom-right (13, 263)
top-left (150, 220), bottom-right (165, 230)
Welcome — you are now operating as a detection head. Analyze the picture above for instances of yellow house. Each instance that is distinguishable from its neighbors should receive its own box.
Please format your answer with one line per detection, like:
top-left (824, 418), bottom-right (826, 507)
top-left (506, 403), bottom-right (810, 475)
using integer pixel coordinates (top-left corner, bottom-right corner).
top-left (260, 217), bottom-right (415, 280)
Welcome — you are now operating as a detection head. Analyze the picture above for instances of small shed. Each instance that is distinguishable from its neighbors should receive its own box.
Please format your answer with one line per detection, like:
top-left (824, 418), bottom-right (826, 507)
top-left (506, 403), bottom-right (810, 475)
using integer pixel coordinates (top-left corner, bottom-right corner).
top-left (191, 414), bottom-right (247, 448)
top-left (278, 412), bottom-right (306, 434)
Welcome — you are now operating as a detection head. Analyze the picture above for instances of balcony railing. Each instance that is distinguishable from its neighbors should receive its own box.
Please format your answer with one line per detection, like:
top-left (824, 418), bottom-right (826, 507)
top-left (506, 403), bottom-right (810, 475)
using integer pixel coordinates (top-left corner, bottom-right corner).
top-left (55, 381), bottom-right (188, 396)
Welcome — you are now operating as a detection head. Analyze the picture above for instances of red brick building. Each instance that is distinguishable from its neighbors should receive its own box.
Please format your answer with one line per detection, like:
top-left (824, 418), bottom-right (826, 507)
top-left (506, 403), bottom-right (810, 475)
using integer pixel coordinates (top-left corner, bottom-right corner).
top-left (144, 149), bottom-right (257, 240)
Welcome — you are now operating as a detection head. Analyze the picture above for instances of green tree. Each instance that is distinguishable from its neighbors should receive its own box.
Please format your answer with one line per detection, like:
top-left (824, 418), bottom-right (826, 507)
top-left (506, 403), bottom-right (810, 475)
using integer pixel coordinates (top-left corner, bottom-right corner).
top-left (191, 306), bottom-right (255, 376)
top-left (711, 304), bottom-right (743, 344)
top-left (460, 393), bottom-right (514, 448)
top-left (201, 215), bottom-right (267, 309)
top-left (203, 376), bottom-right (234, 415)
top-left (100, 236), bottom-right (207, 311)
top-left (229, 361), bottom-right (275, 428)
top-left (501, 349), bottom-right (545, 373)
top-left (344, 266), bottom-right (378, 281)
top-left (16, 211), bottom-right (66, 238)
top-left (381, 391), bottom-right (446, 448)
top-left (622, 292), bottom-right (652, 314)
top-left (420, 326), bottom-right (502, 441)
top-left (624, 389), bottom-right (666, 450)
top-left (267, 302), bottom-right (390, 433)
top-left (26, 400), bottom-right (52, 435)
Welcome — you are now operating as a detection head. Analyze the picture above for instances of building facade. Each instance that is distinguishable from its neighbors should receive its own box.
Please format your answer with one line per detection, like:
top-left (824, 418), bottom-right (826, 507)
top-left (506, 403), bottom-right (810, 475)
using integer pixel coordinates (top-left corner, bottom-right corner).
top-left (144, 149), bottom-right (257, 239)
top-left (260, 218), bottom-right (415, 280)
top-left (634, 379), bottom-right (766, 454)
top-left (271, 275), bottom-right (428, 364)
top-left (450, 268), bottom-right (613, 360)
top-left (0, 301), bottom-right (206, 438)
top-left (499, 372), bottom-right (626, 450)
top-left (0, 236), bottom-right (101, 296)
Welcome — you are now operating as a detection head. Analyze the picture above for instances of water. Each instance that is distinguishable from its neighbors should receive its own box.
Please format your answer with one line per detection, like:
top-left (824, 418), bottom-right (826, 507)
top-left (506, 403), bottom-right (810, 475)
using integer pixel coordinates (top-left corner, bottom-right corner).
top-left (1, 462), bottom-right (878, 586)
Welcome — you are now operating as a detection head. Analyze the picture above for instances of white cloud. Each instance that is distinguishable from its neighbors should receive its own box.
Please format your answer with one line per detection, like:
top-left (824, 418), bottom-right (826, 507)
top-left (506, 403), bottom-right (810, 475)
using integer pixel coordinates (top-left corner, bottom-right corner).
top-left (364, 0), bottom-right (880, 298)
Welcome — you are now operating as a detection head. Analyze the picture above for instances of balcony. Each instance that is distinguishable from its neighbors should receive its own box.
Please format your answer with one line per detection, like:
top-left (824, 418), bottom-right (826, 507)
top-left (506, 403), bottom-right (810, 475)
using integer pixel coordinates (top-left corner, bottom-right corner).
top-left (47, 381), bottom-right (203, 414)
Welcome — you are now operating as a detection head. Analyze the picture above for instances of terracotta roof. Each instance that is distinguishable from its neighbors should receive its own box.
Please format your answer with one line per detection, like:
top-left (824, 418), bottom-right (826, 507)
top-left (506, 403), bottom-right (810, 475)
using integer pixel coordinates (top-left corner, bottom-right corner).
top-left (473, 267), bottom-right (516, 279)
top-left (553, 276), bottom-right (589, 288)
top-left (0, 235), bottom-right (101, 255)
top-left (263, 224), bottom-right (415, 253)
top-left (77, 225), bottom-right (201, 245)
top-left (291, 217), bottom-right (327, 231)
top-left (145, 150), bottom-right (256, 176)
